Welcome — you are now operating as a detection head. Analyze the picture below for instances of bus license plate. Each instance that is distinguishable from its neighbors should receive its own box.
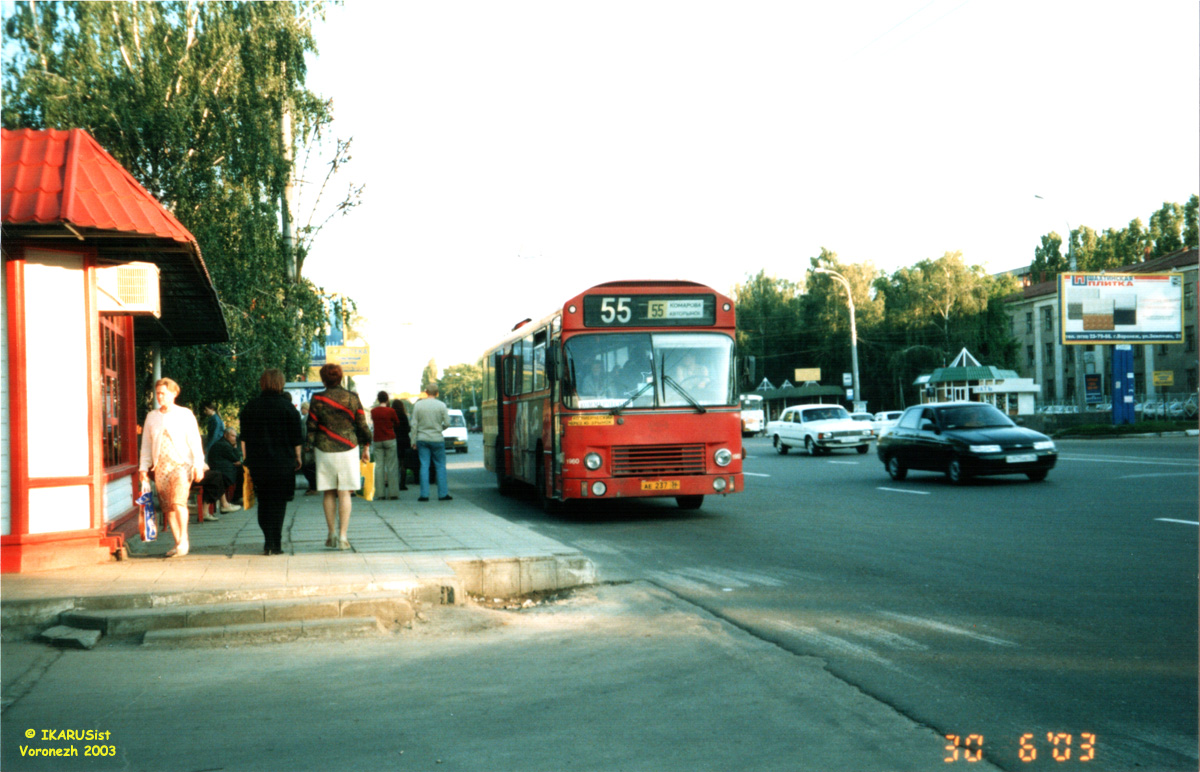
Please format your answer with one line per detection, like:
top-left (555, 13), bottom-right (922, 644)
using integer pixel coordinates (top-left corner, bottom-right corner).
top-left (1007, 454), bottom-right (1037, 464)
top-left (642, 480), bottom-right (680, 491)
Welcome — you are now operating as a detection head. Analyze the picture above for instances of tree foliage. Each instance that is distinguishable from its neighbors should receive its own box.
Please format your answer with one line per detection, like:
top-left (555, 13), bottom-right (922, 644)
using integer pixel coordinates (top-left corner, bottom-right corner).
top-left (735, 250), bottom-right (1018, 410)
top-left (2, 0), bottom-right (353, 418)
top-left (1030, 199), bottom-right (1197, 278)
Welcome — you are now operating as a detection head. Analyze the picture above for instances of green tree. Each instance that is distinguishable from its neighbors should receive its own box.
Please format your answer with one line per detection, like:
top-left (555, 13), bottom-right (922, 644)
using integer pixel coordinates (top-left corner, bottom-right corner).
top-left (1030, 232), bottom-right (1067, 281)
top-left (440, 363), bottom-right (483, 417)
top-left (1148, 201), bottom-right (1185, 258)
top-left (2, 1), bottom-right (353, 416)
top-left (1184, 194), bottom-right (1199, 250)
top-left (731, 270), bottom-right (804, 389)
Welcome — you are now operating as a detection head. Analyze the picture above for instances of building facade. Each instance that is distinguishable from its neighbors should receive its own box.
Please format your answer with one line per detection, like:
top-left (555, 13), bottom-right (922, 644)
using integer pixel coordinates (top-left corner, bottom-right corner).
top-left (1002, 249), bottom-right (1199, 408)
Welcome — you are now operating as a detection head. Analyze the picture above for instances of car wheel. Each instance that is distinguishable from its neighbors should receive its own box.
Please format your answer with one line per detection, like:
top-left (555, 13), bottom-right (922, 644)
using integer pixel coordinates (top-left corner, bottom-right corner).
top-left (856, 444), bottom-right (869, 455)
top-left (805, 437), bottom-right (818, 456)
top-left (773, 435), bottom-right (789, 455)
top-left (1026, 470), bottom-right (1048, 482)
top-left (676, 495), bottom-right (704, 510)
top-left (947, 457), bottom-right (969, 484)
top-left (886, 455), bottom-right (907, 481)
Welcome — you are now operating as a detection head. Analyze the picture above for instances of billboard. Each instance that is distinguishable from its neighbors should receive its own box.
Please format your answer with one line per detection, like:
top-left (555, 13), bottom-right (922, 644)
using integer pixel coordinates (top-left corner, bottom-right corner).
top-left (1059, 272), bottom-right (1184, 344)
top-left (325, 345), bottom-right (370, 375)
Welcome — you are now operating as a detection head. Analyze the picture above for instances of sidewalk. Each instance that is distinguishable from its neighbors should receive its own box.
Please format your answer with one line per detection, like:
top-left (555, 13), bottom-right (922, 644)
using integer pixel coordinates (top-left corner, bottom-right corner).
top-left (0, 487), bottom-right (596, 632)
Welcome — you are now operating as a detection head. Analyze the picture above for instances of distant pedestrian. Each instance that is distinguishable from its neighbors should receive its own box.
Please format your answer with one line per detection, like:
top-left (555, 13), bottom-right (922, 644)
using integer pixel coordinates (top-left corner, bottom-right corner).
top-left (391, 399), bottom-right (411, 490)
top-left (410, 383), bottom-right (451, 502)
top-left (370, 391), bottom-right (403, 499)
top-left (139, 378), bottom-right (207, 557)
top-left (239, 369), bottom-right (303, 555)
top-left (201, 401), bottom-right (224, 456)
top-left (307, 364), bottom-right (371, 549)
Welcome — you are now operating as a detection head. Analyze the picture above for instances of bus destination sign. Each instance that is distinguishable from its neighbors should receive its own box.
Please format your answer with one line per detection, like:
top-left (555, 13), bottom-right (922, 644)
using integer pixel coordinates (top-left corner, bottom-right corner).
top-left (582, 294), bottom-right (716, 327)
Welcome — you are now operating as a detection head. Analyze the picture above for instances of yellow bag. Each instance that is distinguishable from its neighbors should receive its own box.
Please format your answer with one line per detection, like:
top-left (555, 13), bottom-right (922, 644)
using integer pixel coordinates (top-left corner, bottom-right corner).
top-left (360, 460), bottom-right (375, 501)
top-left (242, 467), bottom-right (256, 509)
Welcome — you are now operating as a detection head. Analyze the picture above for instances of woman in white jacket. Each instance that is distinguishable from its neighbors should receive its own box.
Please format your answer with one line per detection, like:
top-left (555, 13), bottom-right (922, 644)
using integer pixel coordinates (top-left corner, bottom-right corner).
top-left (139, 378), bottom-right (207, 557)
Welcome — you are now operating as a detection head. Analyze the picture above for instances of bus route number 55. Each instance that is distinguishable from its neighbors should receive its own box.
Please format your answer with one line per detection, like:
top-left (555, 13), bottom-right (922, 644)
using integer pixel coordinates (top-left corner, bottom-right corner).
top-left (600, 297), bottom-right (632, 324)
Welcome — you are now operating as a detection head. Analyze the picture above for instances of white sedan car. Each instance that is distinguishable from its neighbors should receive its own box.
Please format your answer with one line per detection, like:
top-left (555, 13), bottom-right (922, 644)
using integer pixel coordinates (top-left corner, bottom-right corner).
top-left (767, 404), bottom-right (875, 456)
top-left (872, 410), bottom-right (903, 437)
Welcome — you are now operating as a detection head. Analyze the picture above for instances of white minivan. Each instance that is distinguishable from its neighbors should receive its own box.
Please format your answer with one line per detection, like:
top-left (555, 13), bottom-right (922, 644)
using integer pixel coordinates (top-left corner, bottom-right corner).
top-left (444, 409), bottom-right (469, 453)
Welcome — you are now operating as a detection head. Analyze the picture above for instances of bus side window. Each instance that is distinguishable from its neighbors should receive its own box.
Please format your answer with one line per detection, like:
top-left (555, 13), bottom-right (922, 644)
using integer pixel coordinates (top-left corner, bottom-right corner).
top-left (506, 349), bottom-right (520, 396)
top-left (521, 335), bottom-right (534, 394)
top-left (533, 329), bottom-right (547, 391)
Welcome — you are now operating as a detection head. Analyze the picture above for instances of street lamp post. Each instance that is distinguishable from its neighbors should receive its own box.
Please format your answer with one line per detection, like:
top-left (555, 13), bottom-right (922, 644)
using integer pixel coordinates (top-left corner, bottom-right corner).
top-left (814, 267), bottom-right (861, 410)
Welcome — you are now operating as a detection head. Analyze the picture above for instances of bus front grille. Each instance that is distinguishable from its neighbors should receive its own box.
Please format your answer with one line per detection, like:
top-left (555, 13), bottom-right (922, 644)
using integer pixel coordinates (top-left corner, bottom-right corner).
top-left (611, 444), bottom-right (706, 476)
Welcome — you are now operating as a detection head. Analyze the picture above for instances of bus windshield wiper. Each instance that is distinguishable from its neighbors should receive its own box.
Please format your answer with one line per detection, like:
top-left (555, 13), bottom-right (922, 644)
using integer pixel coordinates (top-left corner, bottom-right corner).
top-left (611, 380), bottom-right (655, 416)
top-left (663, 375), bottom-right (707, 414)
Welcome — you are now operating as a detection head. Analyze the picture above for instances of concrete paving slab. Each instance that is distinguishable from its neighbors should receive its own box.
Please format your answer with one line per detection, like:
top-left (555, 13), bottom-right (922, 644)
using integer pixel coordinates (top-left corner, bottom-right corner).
top-left (0, 495), bottom-right (594, 634)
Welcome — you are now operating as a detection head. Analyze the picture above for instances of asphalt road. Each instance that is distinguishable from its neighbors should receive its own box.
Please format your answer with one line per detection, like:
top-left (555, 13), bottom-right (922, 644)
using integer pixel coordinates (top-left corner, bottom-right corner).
top-left (454, 434), bottom-right (1200, 772)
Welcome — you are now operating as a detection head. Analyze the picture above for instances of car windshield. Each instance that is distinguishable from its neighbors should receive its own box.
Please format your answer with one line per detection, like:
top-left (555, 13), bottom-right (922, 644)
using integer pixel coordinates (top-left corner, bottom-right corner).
top-left (803, 407), bottom-right (849, 422)
top-left (937, 404), bottom-right (1014, 430)
top-left (448, 414), bottom-right (466, 427)
top-left (563, 332), bottom-right (734, 409)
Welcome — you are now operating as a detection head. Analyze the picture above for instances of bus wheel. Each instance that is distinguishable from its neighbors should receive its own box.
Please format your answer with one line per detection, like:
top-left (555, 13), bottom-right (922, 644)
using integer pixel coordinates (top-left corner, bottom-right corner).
top-left (676, 495), bottom-right (704, 510)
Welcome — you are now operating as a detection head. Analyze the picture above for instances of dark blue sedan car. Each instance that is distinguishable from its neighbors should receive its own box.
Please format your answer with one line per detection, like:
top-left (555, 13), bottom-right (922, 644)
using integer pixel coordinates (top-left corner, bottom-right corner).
top-left (876, 402), bottom-right (1057, 483)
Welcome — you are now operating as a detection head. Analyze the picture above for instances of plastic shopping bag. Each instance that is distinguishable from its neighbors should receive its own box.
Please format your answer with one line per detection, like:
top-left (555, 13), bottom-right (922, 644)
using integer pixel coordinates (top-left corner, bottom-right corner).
top-left (360, 460), bottom-right (375, 501)
top-left (242, 467), bottom-right (256, 509)
top-left (136, 487), bottom-right (157, 542)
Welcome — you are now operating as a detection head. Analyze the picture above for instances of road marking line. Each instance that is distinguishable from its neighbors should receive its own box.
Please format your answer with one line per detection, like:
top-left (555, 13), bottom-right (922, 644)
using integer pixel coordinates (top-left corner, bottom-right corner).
top-left (1155, 518), bottom-right (1199, 526)
top-left (877, 487), bottom-right (930, 495)
top-left (743, 472), bottom-right (771, 477)
top-left (880, 612), bottom-right (1018, 647)
top-left (1058, 454), bottom-right (1198, 467)
top-left (1118, 472), bottom-right (1200, 479)
top-left (829, 461), bottom-right (860, 465)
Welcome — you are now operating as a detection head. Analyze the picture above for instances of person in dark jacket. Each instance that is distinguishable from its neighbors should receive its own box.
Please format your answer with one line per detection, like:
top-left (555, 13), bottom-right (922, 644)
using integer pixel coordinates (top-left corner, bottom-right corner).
top-left (200, 427), bottom-right (243, 516)
top-left (391, 399), bottom-right (411, 490)
top-left (239, 369), bottom-right (303, 555)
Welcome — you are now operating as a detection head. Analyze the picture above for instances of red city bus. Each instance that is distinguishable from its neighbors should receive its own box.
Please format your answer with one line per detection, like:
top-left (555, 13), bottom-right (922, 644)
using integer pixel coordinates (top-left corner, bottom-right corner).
top-left (482, 280), bottom-right (743, 510)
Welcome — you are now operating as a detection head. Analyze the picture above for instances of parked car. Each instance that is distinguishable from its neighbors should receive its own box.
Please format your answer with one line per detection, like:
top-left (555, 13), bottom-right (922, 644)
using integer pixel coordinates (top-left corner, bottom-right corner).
top-left (872, 410), bottom-right (903, 437)
top-left (767, 403), bottom-right (874, 456)
top-left (876, 401), bottom-right (1057, 484)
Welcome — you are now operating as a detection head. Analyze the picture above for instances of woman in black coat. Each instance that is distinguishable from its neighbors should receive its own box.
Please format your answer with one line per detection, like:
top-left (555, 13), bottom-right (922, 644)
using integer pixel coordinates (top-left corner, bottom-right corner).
top-left (391, 399), bottom-right (412, 490)
top-left (239, 369), bottom-right (303, 554)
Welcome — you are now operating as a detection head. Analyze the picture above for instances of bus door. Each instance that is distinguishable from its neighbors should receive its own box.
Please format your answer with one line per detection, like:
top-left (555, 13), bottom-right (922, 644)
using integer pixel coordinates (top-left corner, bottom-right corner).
top-left (547, 339), bottom-right (562, 499)
top-left (495, 348), bottom-right (512, 479)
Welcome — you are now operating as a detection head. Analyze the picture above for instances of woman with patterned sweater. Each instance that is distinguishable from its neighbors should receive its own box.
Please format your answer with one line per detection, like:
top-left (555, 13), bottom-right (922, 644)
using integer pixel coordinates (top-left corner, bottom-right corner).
top-left (306, 363), bottom-right (371, 550)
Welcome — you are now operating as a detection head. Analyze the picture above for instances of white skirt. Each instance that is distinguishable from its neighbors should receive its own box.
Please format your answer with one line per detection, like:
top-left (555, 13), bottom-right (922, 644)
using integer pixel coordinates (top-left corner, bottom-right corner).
top-left (315, 447), bottom-right (360, 491)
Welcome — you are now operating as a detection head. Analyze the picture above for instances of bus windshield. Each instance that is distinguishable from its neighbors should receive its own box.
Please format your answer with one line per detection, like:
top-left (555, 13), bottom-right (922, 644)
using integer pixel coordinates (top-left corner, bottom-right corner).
top-left (563, 332), bottom-right (734, 409)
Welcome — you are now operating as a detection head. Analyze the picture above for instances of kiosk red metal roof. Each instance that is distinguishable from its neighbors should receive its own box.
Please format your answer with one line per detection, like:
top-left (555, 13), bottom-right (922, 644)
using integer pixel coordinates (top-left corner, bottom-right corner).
top-left (2, 127), bottom-right (195, 243)
top-left (1, 128), bottom-right (227, 343)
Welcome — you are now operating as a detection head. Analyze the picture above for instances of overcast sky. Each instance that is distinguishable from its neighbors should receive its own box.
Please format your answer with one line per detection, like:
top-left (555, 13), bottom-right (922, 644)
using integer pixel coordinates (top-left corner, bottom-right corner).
top-left (299, 0), bottom-right (1199, 392)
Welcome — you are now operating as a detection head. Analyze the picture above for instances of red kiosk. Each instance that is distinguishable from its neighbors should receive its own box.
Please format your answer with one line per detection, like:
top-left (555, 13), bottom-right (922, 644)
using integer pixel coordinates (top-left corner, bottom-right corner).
top-left (2, 128), bottom-right (227, 572)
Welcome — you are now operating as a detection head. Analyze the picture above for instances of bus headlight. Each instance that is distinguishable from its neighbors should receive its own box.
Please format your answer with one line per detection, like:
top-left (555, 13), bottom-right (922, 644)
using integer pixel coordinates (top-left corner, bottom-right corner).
top-left (591, 481), bottom-right (607, 496)
top-left (713, 477), bottom-right (728, 491)
top-left (714, 448), bottom-right (732, 467)
top-left (584, 452), bottom-right (602, 470)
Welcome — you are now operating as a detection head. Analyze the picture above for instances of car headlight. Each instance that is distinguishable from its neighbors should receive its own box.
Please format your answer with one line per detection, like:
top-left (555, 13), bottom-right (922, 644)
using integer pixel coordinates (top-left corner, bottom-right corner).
top-left (714, 448), bottom-right (732, 467)
top-left (1033, 440), bottom-right (1056, 451)
top-left (969, 444), bottom-right (1002, 454)
top-left (584, 452), bottom-right (602, 470)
